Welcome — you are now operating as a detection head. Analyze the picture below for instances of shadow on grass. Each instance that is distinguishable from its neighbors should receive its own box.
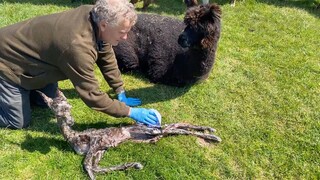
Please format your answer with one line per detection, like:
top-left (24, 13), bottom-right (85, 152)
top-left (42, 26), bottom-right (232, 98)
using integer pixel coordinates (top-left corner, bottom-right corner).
top-left (28, 107), bottom-right (60, 134)
top-left (146, 0), bottom-right (320, 18)
top-left (30, 103), bottom-right (136, 131)
top-left (1, 0), bottom-right (318, 18)
top-left (20, 134), bottom-right (73, 154)
top-left (61, 81), bottom-right (192, 106)
top-left (0, 0), bottom-right (187, 15)
top-left (134, 0), bottom-right (187, 16)
top-left (0, 0), bottom-right (92, 7)
top-left (256, 0), bottom-right (320, 18)
top-left (133, 0), bottom-right (320, 18)
top-left (216, 0), bottom-right (320, 17)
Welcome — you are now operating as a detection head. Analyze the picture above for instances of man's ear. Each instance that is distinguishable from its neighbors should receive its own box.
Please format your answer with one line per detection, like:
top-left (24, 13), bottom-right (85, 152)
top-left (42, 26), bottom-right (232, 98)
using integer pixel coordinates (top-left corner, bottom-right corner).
top-left (99, 21), bottom-right (107, 32)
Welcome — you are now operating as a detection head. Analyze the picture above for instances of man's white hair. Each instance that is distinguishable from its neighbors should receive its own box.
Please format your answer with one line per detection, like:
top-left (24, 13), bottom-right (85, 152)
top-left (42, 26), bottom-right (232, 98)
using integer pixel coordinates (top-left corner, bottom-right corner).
top-left (92, 0), bottom-right (137, 26)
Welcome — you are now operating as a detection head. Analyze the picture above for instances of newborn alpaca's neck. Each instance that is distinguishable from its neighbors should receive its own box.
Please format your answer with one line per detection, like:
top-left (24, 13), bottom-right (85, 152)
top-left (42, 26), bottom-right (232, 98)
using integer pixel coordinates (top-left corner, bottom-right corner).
top-left (57, 118), bottom-right (77, 141)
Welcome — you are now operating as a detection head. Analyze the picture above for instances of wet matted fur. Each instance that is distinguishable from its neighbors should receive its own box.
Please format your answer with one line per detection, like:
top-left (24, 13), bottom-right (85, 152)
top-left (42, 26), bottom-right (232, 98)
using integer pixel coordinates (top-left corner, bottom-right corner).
top-left (39, 90), bottom-right (221, 180)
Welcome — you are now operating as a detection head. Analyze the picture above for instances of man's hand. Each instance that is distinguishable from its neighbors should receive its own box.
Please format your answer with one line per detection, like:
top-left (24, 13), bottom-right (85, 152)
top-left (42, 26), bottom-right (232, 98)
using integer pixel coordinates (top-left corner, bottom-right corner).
top-left (118, 91), bottom-right (141, 107)
top-left (129, 108), bottom-right (161, 126)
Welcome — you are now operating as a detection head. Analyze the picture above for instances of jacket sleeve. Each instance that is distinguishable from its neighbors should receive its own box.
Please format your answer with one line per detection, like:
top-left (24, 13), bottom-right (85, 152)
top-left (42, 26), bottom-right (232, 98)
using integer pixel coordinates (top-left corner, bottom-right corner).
top-left (57, 45), bottom-right (130, 117)
top-left (96, 42), bottom-right (124, 94)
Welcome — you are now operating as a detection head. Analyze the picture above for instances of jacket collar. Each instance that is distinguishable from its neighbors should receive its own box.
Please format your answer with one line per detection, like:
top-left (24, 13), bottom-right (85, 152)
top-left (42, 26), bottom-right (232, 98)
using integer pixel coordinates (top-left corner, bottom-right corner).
top-left (89, 11), bottom-right (103, 51)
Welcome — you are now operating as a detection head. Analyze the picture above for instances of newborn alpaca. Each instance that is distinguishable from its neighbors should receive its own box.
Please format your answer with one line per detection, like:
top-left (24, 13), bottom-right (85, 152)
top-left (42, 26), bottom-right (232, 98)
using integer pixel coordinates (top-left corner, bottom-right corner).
top-left (39, 90), bottom-right (221, 180)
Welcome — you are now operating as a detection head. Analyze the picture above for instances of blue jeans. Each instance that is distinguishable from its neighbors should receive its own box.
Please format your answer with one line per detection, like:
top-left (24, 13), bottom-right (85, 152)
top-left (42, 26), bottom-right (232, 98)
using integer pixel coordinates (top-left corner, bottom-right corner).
top-left (0, 77), bottom-right (58, 129)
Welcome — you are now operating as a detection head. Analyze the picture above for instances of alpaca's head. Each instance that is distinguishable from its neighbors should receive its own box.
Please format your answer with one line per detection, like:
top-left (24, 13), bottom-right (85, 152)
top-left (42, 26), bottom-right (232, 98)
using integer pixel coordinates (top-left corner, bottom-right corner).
top-left (38, 90), bottom-right (74, 126)
top-left (178, 3), bottom-right (221, 49)
top-left (184, 0), bottom-right (198, 7)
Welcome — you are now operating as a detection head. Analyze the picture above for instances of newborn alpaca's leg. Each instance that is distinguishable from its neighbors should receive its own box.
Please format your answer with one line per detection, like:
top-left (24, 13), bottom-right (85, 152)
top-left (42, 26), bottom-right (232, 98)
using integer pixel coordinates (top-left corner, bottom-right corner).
top-left (83, 138), bottom-right (101, 180)
top-left (92, 150), bottom-right (105, 169)
top-left (93, 162), bottom-right (143, 173)
top-left (165, 123), bottom-right (216, 132)
top-left (91, 150), bottom-right (142, 173)
top-left (131, 135), bottom-right (164, 143)
top-left (83, 151), bottom-right (96, 180)
top-left (162, 128), bottom-right (222, 142)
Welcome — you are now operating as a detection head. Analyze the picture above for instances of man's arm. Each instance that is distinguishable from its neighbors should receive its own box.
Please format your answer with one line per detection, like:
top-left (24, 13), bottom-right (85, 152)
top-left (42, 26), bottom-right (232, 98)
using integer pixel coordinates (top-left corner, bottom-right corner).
top-left (96, 42), bottom-right (141, 107)
top-left (96, 42), bottom-right (124, 94)
top-left (57, 45), bottom-right (130, 117)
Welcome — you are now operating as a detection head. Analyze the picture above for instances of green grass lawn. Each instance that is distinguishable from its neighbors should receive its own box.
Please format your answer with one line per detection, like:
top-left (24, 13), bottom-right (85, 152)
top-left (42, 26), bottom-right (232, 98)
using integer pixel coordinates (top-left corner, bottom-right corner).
top-left (0, 0), bottom-right (319, 179)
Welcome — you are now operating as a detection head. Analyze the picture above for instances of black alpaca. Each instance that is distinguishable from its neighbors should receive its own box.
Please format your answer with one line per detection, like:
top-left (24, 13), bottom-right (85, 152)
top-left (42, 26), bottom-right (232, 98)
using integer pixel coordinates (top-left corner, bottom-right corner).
top-left (114, 3), bottom-right (222, 87)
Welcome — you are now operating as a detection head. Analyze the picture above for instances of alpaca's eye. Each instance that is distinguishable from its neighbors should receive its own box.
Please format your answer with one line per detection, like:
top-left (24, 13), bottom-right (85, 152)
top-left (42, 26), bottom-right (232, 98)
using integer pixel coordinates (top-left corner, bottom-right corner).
top-left (190, 25), bottom-right (200, 32)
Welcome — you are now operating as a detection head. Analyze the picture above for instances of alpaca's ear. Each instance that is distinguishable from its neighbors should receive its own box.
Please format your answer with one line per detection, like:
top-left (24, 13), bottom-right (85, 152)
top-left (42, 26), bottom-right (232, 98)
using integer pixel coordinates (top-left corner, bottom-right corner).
top-left (36, 90), bottom-right (53, 108)
top-left (209, 4), bottom-right (222, 19)
top-left (184, 0), bottom-right (198, 7)
top-left (200, 4), bottom-right (221, 49)
top-left (56, 89), bottom-right (67, 101)
top-left (199, 4), bottom-right (221, 24)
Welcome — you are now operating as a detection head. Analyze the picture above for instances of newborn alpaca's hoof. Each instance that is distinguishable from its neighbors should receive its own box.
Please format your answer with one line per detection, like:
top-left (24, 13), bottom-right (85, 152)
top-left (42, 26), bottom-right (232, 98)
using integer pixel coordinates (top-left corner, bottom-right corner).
top-left (207, 127), bottom-right (216, 132)
top-left (134, 163), bottom-right (144, 169)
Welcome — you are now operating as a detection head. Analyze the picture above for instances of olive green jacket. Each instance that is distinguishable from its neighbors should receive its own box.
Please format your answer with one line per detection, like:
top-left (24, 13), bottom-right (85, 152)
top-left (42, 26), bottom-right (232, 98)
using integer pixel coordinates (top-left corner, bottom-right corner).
top-left (0, 5), bottom-right (130, 117)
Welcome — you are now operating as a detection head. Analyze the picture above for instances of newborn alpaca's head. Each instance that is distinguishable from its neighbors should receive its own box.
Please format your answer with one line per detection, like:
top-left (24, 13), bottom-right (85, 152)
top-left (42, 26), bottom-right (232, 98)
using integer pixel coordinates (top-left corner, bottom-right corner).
top-left (38, 90), bottom-right (75, 126)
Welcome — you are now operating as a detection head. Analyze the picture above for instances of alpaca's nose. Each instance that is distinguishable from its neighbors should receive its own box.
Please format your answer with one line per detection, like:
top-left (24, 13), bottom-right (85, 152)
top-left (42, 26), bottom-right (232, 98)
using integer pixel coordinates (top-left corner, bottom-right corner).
top-left (178, 34), bottom-right (190, 48)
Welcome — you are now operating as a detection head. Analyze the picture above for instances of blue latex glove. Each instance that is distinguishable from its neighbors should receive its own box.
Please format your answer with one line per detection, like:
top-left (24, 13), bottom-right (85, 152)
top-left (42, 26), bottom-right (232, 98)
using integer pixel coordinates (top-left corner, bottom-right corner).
top-left (129, 108), bottom-right (160, 126)
top-left (118, 91), bottom-right (141, 107)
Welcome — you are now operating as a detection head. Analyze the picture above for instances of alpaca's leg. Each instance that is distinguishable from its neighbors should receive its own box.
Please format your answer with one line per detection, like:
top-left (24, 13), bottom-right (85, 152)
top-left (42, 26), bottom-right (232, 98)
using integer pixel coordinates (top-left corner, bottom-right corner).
top-left (130, 0), bottom-right (139, 4)
top-left (83, 138), bottom-right (101, 180)
top-left (130, 123), bottom-right (221, 143)
top-left (230, 0), bottom-right (236, 6)
top-left (131, 135), bottom-right (163, 143)
top-left (91, 150), bottom-right (142, 173)
top-left (93, 162), bottom-right (143, 173)
top-left (162, 128), bottom-right (222, 142)
top-left (92, 150), bottom-right (105, 169)
top-left (202, 0), bottom-right (209, 4)
top-left (164, 123), bottom-right (216, 133)
top-left (142, 0), bottom-right (152, 9)
top-left (131, 124), bottom-right (221, 142)
top-left (83, 151), bottom-right (96, 180)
